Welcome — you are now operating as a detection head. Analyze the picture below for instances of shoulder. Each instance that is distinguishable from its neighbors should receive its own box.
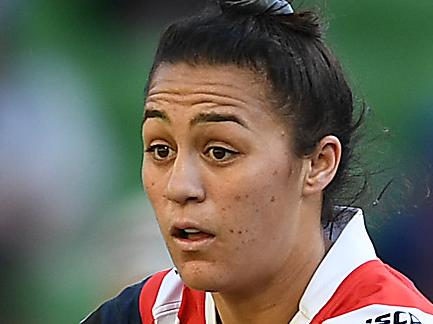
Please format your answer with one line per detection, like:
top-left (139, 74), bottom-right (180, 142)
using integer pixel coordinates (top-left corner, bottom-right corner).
top-left (80, 270), bottom-right (172, 324)
top-left (313, 260), bottom-right (433, 323)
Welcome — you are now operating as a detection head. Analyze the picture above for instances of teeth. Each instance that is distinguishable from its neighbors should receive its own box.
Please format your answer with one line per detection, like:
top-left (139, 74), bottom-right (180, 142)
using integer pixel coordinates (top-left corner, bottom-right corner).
top-left (183, 228), bottom-right (201, 234)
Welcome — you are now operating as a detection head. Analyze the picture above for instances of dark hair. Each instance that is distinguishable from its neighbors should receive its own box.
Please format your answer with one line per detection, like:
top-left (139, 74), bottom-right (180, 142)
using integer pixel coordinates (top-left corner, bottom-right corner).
top-left (145, 1), bottom-right (364, 226)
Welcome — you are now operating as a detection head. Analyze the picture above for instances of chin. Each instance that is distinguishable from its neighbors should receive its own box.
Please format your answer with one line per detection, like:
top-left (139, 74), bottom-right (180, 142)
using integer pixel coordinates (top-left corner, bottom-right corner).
top-left (176, 260), bottom-right (227, 292)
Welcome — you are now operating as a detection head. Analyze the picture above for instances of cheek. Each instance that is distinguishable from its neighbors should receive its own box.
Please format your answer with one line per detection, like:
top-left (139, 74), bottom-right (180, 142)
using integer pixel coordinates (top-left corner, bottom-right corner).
top-left (142, 161), bottom-right (154, 189)
top-left (212, 188), bottom-right (259, 235)
top-left (142, 162), bottom-right (166, 196)
top-left (215, 160), bottom-right (296, 210)
top-left (212, 162), bottom-right (300, 248)
top-left (142, 165), bottom-right (168, 224)
top-left (210, 181), bottom-right (292, 283)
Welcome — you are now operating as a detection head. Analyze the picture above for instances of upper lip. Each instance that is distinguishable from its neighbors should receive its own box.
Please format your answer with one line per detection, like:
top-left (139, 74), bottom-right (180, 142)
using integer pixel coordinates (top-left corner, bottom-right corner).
top-left (170, 221), bottom-right (216, 238)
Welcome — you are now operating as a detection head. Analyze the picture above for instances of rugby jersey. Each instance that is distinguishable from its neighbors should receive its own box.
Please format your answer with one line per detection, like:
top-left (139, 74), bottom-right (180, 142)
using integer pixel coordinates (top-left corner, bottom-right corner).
top-left (82, 209), bottom-right (433, 323)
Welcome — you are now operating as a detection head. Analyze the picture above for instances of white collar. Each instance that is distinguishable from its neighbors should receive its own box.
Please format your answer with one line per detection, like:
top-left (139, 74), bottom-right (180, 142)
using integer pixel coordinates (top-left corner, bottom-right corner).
top-left (292, 207), bottom-right (378, 322)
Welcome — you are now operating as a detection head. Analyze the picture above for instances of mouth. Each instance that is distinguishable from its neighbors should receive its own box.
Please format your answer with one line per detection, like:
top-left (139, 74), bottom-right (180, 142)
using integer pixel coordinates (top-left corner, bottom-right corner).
top-left (170, 223), bottom-right (216, 250)
top-left (172, 227), bottom-right (215, 241)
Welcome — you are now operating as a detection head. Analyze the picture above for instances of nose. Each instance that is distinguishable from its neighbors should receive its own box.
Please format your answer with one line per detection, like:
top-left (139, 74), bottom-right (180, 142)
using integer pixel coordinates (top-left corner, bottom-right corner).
top-left (166, 152), bottom-right (205, 205)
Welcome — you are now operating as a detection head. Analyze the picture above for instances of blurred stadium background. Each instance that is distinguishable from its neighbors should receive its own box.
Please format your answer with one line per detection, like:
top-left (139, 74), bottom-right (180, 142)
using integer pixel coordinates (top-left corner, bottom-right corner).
top-left (0, 0), bottom-right (432, 322)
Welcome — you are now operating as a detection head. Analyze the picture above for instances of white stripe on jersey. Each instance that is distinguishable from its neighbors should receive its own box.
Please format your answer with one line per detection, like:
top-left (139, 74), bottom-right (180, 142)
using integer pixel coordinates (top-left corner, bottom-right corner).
top-left (205, 291), bottom-right (217, 324)
top-left (289, 309), bottom-right (310, 324)
top-left (299, 209), bottom-right (379, 320)
top-left (151, 268), bottom-right (217, 323)
top-left (152, 269), bottom-right (183, 323)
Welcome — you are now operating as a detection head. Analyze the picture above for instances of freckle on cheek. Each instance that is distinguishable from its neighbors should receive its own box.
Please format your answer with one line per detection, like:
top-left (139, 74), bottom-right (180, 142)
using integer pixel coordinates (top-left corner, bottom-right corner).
top-left (245, 194), bottom-right (249, 199)
top-left (221, 207), bottom-right (226, 212)
top-left (270, 196), bottom-right (276, 202)
top-left (272, 170), bottom-right (278, 176)
top-left (151, 182), bottom-right (155, 186)
top-left (238, 230), bottom-right (242, 234)
top-left (229, 229), bottom-right (234, 233)
top-left (234, 195), bottom-right (241, 201)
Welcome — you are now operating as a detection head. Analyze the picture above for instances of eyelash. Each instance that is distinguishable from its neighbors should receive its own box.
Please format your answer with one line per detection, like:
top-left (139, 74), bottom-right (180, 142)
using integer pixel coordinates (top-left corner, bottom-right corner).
top-left (145, 144), bottom-right (240, 164)
top-left (145, 144), bottom-right (176, 162)
top-left (204, 146), bottom-right (239, 163)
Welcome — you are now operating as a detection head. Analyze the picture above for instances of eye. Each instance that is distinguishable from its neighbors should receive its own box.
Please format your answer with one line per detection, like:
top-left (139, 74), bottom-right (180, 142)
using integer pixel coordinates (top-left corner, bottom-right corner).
top-left (205, 146), bottom-right (239, 162)
top-left (145, 144), bottom-right (176, 161)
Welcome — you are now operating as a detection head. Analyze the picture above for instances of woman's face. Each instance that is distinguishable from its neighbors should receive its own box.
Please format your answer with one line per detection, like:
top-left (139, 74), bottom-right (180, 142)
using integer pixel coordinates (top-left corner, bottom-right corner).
top-left (142, 63), bottom-right (309, 294)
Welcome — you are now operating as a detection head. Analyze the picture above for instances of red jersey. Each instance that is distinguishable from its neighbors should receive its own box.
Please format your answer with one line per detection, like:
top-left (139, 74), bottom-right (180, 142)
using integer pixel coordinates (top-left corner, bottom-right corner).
top-left (83, 209), bottom-right (433, 323)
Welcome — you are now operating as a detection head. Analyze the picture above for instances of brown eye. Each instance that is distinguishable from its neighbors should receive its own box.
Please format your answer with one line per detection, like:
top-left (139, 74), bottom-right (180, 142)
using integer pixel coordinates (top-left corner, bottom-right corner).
top-left (146, 144), bottom-right (175, 161)
top-left (211, 147), bottom-right (228, 160)
top-left (206, 146), bottom-right (239, 162)
top-left (156, 146), bottom-right (169, 158)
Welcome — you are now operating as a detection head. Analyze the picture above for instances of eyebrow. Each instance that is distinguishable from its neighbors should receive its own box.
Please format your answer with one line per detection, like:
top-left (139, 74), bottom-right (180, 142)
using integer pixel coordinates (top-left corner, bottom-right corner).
top-left (190, 112), bottom-right (248, 129)
top-left (142, 109), bottom-right (248, 129)
top-left (142, 109), bottom-right (170, 126)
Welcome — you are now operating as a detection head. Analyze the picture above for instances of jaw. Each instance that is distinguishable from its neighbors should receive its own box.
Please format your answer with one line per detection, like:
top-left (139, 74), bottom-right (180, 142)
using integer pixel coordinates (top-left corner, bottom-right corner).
top-left (175, 259), bottom-right (228, 291)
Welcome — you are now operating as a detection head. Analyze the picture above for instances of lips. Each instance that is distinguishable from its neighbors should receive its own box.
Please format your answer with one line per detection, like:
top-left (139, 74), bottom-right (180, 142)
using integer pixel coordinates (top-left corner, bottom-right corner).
top-left (170, 222), bottom-right (216, 250)
top-left (171, 223), bottom-right (215, 239)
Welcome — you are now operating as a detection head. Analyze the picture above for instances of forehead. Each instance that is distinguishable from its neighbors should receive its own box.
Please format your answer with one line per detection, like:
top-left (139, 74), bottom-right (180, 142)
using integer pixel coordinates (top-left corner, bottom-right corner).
top-left (145, 63), bottom-right (287, 129)
top-left (147, 63), bottom-right (266, 108)
top-left (148, 63), bottom-right (266, 95)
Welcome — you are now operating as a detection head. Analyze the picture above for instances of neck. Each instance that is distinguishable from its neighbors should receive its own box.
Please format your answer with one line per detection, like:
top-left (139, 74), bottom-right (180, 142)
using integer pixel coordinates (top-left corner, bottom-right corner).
top-left (212, 211), bottom-right (326, 324)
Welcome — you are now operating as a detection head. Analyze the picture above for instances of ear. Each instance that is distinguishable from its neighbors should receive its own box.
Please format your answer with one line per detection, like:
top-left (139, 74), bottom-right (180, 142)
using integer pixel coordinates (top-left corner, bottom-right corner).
top-left (302, 135), bottom-right (342, 196)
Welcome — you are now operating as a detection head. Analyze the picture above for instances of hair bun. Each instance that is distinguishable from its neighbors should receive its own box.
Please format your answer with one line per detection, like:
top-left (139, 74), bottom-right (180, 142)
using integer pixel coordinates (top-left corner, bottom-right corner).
top-left (220, 0), bottom-right (294, 16)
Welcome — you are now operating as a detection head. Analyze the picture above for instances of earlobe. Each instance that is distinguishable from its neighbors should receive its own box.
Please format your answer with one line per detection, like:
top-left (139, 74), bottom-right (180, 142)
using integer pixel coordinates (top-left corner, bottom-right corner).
top-left (303, 136), bottom-right (342, 196)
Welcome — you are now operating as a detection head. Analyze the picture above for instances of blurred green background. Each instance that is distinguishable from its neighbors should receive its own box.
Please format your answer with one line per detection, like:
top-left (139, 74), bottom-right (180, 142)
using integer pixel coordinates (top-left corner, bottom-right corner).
top-left (1, 0), bottom-right (432, 322)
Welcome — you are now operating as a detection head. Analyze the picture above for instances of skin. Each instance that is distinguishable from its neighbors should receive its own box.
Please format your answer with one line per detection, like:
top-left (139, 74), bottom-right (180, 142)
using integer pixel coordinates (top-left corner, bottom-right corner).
top-left (142, 63), bottom-right (341, 324)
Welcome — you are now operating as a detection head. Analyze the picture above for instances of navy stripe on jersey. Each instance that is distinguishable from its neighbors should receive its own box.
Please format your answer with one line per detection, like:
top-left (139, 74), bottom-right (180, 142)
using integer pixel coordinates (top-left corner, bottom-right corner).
top-left (81, 277), bottom-right (150, 324)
